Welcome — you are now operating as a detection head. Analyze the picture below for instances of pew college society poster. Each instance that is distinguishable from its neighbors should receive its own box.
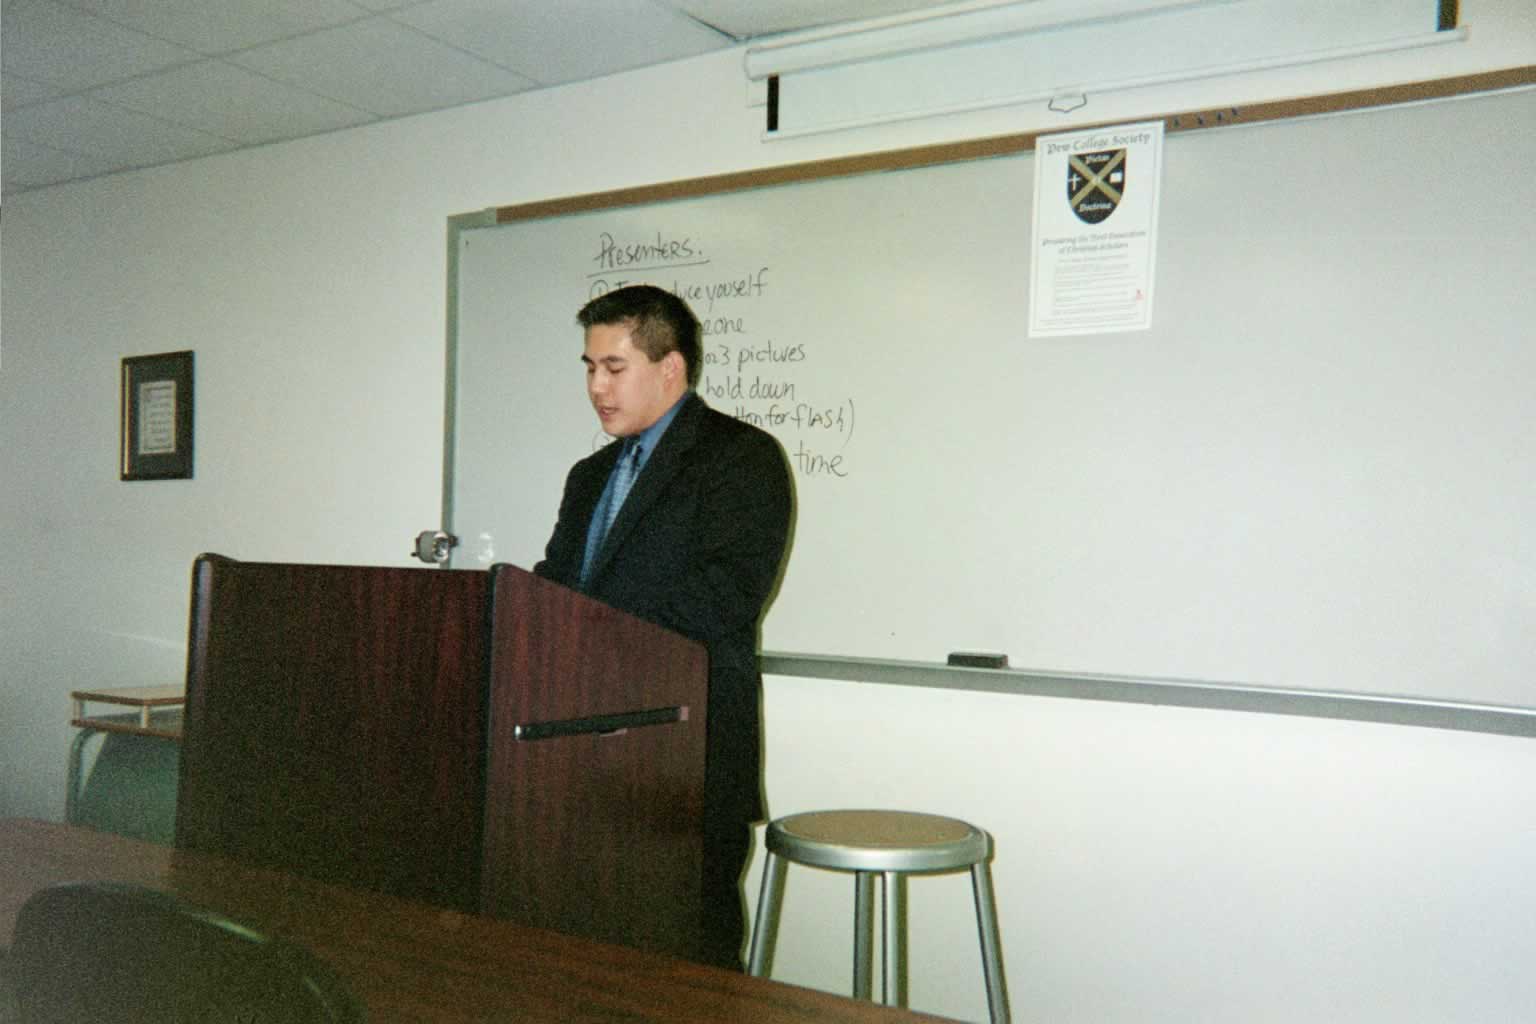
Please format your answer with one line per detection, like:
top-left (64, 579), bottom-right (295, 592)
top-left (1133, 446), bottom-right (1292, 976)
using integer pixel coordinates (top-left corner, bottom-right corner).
top-left (1029, 120), bottom-right (1165, 337)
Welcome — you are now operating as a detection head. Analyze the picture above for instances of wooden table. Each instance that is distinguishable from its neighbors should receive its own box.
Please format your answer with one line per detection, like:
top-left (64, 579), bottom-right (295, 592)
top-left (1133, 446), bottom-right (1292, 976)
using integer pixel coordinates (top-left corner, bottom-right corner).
top-left (70, 685), bottom-right (185, 739)
top-left (0, 820), bottom-right (951, 1023)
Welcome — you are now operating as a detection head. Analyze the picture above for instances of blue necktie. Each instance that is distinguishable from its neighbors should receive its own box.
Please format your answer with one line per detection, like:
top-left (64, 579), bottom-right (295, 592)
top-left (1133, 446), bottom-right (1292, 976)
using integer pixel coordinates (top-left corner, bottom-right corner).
top-left (580, 440), bottom-right (642, 585)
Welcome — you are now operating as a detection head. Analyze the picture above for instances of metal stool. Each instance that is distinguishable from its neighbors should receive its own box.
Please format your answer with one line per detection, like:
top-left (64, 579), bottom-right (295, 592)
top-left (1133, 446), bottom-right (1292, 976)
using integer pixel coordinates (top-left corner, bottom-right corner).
top-left (748, 810), bottom-right (1010, 1023)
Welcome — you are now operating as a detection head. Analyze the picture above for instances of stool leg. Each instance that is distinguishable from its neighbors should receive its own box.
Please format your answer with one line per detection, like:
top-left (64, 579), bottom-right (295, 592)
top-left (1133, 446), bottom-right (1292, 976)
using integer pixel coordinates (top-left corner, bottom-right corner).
top-left (748, 852), bottom-right (788, 977)
top-left (853, 871), bottom-right (874, 1000)
top-left (970, 862), bottom-right (1012, 1024)
top-left (882, 871), bottom-right (908, 1008)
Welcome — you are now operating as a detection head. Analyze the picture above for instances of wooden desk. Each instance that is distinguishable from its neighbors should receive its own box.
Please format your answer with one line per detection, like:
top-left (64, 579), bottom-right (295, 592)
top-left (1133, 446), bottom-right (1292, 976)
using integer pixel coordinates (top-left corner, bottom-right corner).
top-left (0, 820), bottom-right (950, 1023)
top-left (70, 686), bottom-right (185, 739)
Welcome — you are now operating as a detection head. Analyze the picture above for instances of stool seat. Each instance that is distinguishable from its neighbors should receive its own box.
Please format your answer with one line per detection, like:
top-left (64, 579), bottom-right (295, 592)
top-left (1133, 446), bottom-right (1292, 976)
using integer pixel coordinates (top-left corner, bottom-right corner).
top-left (749, 809), bottom-right (1010, 1023)
top-left (769, 810), bottom-right (990, 873)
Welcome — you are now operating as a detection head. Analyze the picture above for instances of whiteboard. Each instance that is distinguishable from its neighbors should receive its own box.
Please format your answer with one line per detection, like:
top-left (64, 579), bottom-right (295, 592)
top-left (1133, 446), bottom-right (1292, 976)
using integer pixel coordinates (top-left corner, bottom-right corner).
top-left (449, 88), bottom-right (1536, 709)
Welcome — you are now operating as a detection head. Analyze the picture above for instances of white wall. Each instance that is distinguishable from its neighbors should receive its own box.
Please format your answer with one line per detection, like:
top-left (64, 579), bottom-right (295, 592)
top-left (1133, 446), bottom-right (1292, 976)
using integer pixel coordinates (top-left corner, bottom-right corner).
top-left (2, 3), bottom-right (1533, 1021)
top-left (754, 678), bottom-right (1536, 1023)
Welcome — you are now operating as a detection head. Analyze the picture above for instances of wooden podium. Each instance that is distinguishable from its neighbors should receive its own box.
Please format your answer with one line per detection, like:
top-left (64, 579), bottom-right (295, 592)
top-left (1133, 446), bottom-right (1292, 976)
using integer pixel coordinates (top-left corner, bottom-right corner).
top-left (175, 554), bottom-right (709, 961)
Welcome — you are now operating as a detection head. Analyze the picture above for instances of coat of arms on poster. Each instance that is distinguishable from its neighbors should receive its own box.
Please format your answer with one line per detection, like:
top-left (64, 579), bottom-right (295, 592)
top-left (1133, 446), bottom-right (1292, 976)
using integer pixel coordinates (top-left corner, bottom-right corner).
top-left (1029, 121), bottom-right (1164, 337)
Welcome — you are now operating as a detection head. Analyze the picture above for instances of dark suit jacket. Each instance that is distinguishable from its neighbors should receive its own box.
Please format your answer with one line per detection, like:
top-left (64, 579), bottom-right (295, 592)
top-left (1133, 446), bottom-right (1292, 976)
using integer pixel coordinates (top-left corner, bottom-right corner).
top-left (534, 392), bottom-right (793, 828)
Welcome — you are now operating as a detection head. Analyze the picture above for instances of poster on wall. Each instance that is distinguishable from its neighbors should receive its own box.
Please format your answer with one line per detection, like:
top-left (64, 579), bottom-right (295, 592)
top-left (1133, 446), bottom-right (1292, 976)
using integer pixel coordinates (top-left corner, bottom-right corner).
top-left (1028, 120), bottom-right (1164, 337)
top-left (121, 350), bottom-right (194, 480)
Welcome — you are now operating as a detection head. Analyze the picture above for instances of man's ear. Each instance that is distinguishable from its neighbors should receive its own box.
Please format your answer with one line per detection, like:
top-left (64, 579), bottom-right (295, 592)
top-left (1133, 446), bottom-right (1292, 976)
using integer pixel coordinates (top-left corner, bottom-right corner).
top-left (662, 350), bottom-right (686, 385)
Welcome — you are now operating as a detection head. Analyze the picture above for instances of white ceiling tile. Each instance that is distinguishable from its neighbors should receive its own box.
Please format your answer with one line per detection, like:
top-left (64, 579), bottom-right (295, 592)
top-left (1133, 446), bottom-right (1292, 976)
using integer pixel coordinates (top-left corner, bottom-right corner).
top-left (67, 0), bottom-right (378, 55)
top-left (228, 17), bottom-right (536, 117)
top-left (92, 60), bottom-right (376, 144)
top-left (3, 71), bottom-right (67, 110)
top-left (0, 0), bottom-right (199, 91)
top-left (389, 0), bottom-right (731, 86)
top-left (2, 133), bottom-right (124, 192)
top-left (0, 0), bottom-right (964, 196)
top-left (5, 94), bottom-right (238, 167)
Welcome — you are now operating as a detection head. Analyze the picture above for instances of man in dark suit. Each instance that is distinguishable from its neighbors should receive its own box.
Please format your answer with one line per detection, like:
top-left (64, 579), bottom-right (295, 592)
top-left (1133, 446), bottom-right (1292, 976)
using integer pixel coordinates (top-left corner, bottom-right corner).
top-left (534, 284), bottom-right (793, 970)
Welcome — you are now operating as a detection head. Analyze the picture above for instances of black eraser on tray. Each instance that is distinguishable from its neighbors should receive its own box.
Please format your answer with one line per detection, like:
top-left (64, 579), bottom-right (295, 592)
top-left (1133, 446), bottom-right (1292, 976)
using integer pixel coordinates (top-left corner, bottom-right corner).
top-left (946, 652), bottom-right (1009, 669)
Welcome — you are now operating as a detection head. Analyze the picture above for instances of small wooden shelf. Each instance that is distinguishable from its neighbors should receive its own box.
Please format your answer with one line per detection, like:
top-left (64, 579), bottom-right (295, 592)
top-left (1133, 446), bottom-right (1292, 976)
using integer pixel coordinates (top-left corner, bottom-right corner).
top-left (71, 686), bottom-right (185, 740)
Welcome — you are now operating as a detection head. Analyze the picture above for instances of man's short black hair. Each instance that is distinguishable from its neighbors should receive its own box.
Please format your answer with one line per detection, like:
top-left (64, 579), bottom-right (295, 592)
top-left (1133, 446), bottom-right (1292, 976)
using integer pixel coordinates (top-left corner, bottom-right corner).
top-left (577, 285), bottom-right (701, 388)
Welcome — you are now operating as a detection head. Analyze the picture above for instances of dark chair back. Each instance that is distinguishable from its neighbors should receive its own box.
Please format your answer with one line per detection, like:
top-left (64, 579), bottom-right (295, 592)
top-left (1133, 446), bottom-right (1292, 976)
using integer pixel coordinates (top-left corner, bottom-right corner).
top-left (9, 882), bottom-right (364, 1023)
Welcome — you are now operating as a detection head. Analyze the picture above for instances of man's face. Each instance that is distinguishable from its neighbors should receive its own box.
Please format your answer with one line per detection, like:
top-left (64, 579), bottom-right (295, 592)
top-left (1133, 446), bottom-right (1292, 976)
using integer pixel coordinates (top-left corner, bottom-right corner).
top-left (583, 322), bottom-right (682, 438)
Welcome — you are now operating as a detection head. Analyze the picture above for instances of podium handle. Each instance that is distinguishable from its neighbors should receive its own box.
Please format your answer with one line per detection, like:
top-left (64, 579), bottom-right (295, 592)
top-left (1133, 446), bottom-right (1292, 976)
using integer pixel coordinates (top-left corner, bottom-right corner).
top-left (512, 706), bottom-right (688, 742)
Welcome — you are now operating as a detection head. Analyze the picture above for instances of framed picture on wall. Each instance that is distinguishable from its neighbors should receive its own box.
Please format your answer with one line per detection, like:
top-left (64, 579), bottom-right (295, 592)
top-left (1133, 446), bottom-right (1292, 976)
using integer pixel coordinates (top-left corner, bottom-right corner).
top-left (121, 350), bottom-right (194, 480)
